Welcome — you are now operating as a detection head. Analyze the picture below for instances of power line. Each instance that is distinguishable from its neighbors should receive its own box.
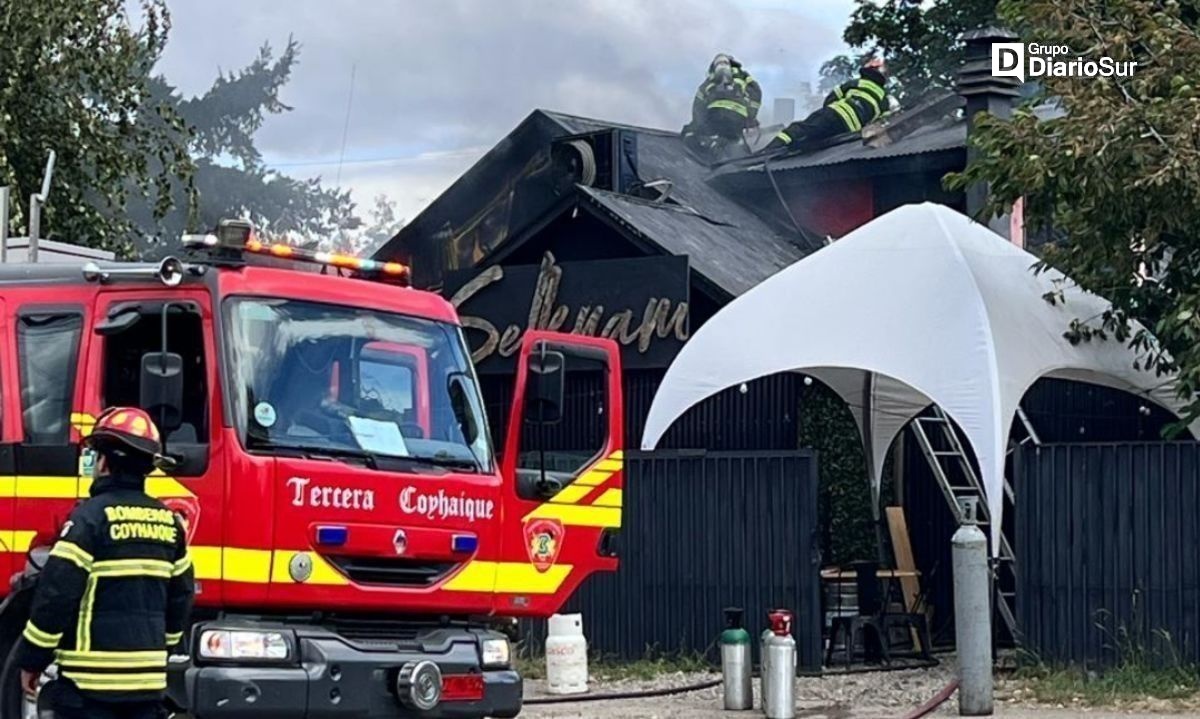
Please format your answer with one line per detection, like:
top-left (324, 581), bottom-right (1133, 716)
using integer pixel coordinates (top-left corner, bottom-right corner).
top-left (334, 62), bottom-right (357, 188)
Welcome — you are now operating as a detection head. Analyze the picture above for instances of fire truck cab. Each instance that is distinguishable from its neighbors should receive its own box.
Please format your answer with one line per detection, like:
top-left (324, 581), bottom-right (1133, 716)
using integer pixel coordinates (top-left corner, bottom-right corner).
top-left (0, 221), bottom-right (624, 718)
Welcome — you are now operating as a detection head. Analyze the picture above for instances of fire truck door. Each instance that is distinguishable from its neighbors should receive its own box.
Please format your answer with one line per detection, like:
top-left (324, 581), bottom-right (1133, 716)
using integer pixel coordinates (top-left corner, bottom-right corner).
top-left (497, 331), bottom-right (622, 615)
top-left (86, 292), bottom-right (223, 599)
top-left (12, 300), bottom-right (89, 584)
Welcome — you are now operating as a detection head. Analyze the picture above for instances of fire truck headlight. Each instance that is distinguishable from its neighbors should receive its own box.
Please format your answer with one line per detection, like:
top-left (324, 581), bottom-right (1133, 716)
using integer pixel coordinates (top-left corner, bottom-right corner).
top-left (480, 637), bottom-right (511, 669)
top-left (197, 628), bottom-right (296, 664)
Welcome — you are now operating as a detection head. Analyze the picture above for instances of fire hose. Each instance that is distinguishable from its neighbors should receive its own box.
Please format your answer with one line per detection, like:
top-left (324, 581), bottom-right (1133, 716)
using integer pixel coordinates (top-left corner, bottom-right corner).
top-left (899, 679), bottom-right (959, 719)
top-left (522, 656), bottom-right (942, 706)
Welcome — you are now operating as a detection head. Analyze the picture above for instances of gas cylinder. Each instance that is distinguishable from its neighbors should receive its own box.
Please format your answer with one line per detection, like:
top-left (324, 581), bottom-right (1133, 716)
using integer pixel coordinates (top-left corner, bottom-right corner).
top-left (763, 610), bottom-right (795, 719)
top-left (545, 613), bottom-right (588, 695)
top-left (720, 608), bottom-right (752, 710)
top-left (759, 622), bottom-right (774, 708)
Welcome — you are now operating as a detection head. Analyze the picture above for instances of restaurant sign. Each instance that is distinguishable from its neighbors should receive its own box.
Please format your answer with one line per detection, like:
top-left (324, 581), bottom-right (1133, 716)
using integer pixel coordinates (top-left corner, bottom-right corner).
top-left (444, 252), bottom-right (689, 372)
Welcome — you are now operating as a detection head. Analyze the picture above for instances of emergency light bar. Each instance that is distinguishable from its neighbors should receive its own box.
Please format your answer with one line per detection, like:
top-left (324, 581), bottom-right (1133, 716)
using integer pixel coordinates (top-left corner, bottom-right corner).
top-left (182, 219), bottom-right (410, 283)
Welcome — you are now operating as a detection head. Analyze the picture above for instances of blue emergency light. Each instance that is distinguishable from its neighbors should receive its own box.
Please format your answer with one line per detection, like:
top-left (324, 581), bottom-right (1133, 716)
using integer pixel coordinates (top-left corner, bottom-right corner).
top-left (315, 525), bottom-right (349, 547)
top-left (451, 534), bottom-right (478, 553)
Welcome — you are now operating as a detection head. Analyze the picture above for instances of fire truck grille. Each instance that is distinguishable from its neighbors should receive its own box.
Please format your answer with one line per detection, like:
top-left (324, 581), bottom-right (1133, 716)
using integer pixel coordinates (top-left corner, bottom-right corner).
top-left (328, 556), bottom-right (459, 586)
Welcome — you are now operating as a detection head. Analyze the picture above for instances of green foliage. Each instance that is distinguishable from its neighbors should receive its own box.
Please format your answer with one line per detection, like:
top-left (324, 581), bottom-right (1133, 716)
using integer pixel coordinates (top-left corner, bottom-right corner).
top-left (799, 381), bottom-right (877, 566)
top-left (133, 40), bottom-right (358, 258)
top-left (818, 54), bottom-right (867, 95)
top-left (0, 0), bottom-right (194, 254)
top-left (1015, 607), bottom-right (1199, 705)
top-left (840, 0), bottom-right (998, 101)
top-left (948, 0), bottom-right (1200, 425)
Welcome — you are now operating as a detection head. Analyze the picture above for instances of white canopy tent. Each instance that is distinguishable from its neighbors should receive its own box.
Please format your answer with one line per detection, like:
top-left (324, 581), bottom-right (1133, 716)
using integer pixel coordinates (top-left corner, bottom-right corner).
top-left (641, 203), bottom-right (1196, 551)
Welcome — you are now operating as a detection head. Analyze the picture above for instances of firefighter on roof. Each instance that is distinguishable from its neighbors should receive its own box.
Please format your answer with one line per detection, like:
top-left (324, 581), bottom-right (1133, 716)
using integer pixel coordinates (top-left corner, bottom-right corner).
top-left (766, 56), bottom-right (891, 152)
top-left (682, 53), bottom-right (762, 160)
top-left (16, 407), bottom-right (194, 719)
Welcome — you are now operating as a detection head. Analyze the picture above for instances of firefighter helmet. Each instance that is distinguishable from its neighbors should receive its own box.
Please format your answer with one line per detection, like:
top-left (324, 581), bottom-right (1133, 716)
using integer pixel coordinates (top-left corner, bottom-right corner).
top-left (84, 407), bottom-right (163, 459)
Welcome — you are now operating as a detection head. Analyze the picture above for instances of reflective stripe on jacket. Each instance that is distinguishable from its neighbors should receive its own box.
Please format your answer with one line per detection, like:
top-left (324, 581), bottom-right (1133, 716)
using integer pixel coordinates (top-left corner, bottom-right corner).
top-left (15, 474), bottom-right (195, 702)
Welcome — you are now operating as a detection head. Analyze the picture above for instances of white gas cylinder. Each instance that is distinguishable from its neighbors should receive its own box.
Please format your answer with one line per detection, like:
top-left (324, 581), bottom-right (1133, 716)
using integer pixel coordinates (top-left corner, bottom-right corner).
top-left (545, 613), bottom-right (588, 695)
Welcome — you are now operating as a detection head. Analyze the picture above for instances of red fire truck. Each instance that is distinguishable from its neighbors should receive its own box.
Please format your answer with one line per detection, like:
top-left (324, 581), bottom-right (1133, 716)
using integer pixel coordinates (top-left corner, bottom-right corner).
top-left (0, 220), bottom-right (624, 718)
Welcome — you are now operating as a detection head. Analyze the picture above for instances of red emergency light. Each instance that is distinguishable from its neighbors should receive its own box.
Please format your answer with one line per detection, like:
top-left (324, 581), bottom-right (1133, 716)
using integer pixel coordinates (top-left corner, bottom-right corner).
top-left (183, 219), bottom-right (410, 284)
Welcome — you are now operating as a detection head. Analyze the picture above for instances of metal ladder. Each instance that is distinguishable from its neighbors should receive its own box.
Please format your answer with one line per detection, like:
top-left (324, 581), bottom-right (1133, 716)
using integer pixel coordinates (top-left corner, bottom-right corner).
top-left (910, 406), bottom-right (1039, 640)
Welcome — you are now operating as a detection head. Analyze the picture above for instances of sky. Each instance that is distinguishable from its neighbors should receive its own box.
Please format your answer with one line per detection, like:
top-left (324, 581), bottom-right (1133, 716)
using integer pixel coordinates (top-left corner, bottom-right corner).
top-left (155, 0), bottom-right (857, 223)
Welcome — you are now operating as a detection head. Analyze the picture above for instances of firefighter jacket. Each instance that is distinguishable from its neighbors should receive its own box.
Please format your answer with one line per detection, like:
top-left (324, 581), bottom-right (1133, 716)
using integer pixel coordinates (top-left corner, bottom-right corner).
top-left (820, 66), bottom-right (889, 135)
top-left (691, 62), bottom-right (762, 132)
top-left (15, 471), bottom-right (194, 702)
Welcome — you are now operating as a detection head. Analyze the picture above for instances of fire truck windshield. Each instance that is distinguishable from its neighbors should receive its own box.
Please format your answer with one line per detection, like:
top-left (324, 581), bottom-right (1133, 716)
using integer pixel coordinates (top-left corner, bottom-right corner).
top-left (224, 297), bottom-right (493, 473)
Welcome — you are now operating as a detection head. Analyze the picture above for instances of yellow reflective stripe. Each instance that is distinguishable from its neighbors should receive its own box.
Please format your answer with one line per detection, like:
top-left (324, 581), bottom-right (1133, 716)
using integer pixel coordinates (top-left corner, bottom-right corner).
top-left (270, 551), bottom-right (349, 585)
top-left (834, 86), bottom-right (845, 100)
top-left (775, 131), bottom-right (792, 145)
top-left (523, 503), bottom-right (621, 528)
top-left (442, 561), bottom-right (572, 594)
top-left (0, 474), bottom-right (193, 499)
top-left (61, 670), bottom-right (166, 692)
top-left (547, 484), bottom-right (594, 504)
top-left (0, 530), bottom-right (36, 554)
top-left (858, 78), bottom-right (886, 100)
top-left (76, 575), bottom-right (98, 652)
top-left (50, 541), bottom-right (94, 571)
top-left (56, 649), bottom-right (166, 669)
top-left (848, 88), bottom-right (881, 117)
top-left (593, 489), bottom-right (623, 508)
top-left (172, 554), bottom-right (193, 577)
top-left (92, 559), bottom-right (173, 578)
top-left (708, 99), bottom-right (748, 117)
top-left (23, 621), bottom-right (62, 649)
top-left (828, 101), bottom-right (861, 132)
top-left (594, 457), bottom-right (623, 472)
top-left (166, 631), bottom-right (184, 645)
top-left (573, 469), bottom-right (613, 487)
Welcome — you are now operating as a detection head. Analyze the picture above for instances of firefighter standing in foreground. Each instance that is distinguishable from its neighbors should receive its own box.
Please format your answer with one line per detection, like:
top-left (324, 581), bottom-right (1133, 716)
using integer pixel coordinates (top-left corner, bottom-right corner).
top-left (15, 407), bottom-right (194, 719)
top-left (766, 56), bottom-right (891, 152)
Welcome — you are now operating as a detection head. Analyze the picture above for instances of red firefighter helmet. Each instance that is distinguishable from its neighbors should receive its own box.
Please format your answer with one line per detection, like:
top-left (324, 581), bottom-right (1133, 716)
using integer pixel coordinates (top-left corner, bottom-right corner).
top-left (84, 407), bottom-right (163, 459)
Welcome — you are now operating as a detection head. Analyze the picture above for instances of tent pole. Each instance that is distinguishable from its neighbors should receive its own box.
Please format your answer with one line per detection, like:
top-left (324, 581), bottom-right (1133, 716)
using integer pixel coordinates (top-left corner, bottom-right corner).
top-left (862, 372), bottom-right (888, 563)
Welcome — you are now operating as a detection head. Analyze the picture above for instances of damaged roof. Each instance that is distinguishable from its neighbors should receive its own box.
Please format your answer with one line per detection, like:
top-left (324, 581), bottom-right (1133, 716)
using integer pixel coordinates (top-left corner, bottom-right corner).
top-left (578, 186), bottom-right (804, 297)
top-left (539, 111), bottom-right (807, 296)
top-left (736, 116), bottom-right (966, 172)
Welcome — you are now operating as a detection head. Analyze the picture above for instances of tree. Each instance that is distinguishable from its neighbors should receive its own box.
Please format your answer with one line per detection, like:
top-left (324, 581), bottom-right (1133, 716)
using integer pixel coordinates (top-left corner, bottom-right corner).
top-left (353, 194), bottom-right (406, 256)
top-left (133, 41), bottom-right (358, 258)
top-left (840, 0), bottom-right (998, 101)
top-left (950, 0), bottom-right (1200, 424)
top-left (818, 54), bottom-right (865, 95)
top-left (0, 0), bottom-right (194, 254)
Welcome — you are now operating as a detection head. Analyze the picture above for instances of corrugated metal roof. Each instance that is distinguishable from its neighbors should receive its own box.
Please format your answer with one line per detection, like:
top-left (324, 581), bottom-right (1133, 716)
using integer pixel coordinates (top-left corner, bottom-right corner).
top-left (580, 187), bottom-right (803, 297)
top-left (728, 116), bottom-right (966, 174)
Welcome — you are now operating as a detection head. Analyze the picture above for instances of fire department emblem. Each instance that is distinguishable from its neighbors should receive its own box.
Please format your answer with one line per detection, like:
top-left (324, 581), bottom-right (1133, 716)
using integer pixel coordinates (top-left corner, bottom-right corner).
top-left (524, 519), bottom-right (564, 573)
top-left (393, 529), bottom-right (408, 555)
top-left (162, 497), bottom-right (200, 544)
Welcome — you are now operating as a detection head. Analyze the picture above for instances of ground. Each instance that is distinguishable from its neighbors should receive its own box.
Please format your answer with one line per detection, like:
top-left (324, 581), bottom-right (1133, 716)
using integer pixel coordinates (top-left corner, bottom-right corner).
top-left (518, 660), bottom-right (1200, 718)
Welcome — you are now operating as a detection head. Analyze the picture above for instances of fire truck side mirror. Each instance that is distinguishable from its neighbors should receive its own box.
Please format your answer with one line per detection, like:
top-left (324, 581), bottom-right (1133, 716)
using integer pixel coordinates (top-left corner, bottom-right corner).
top-left (140, 352), bottom-right (184, 432)
top-left (524, 347), bottom-right (564, 426)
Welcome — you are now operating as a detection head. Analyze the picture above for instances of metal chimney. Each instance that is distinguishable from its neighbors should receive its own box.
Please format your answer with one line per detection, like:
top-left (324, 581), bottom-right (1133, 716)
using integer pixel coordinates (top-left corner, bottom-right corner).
top-left (958, 27), bottom-right (1021, 236)
top-left (773, 98), bottom-right (796, 126)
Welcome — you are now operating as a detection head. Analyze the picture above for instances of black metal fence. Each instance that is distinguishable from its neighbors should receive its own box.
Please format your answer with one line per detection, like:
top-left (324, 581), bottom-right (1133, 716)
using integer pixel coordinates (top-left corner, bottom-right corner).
top-left (1016, 442), bottom-right (1200, 666)
top-left (523, 449), bottom-right (822, 671)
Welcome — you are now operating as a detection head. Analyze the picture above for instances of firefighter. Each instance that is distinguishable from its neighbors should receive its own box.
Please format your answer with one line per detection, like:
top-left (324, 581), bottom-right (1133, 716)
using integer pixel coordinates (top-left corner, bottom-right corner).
top-left (15, 407), bottom-right (194, 719)
top-left (765, 57), bottom-right (890, 152)
top-left (682, 53), bottom-right (762, 159)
